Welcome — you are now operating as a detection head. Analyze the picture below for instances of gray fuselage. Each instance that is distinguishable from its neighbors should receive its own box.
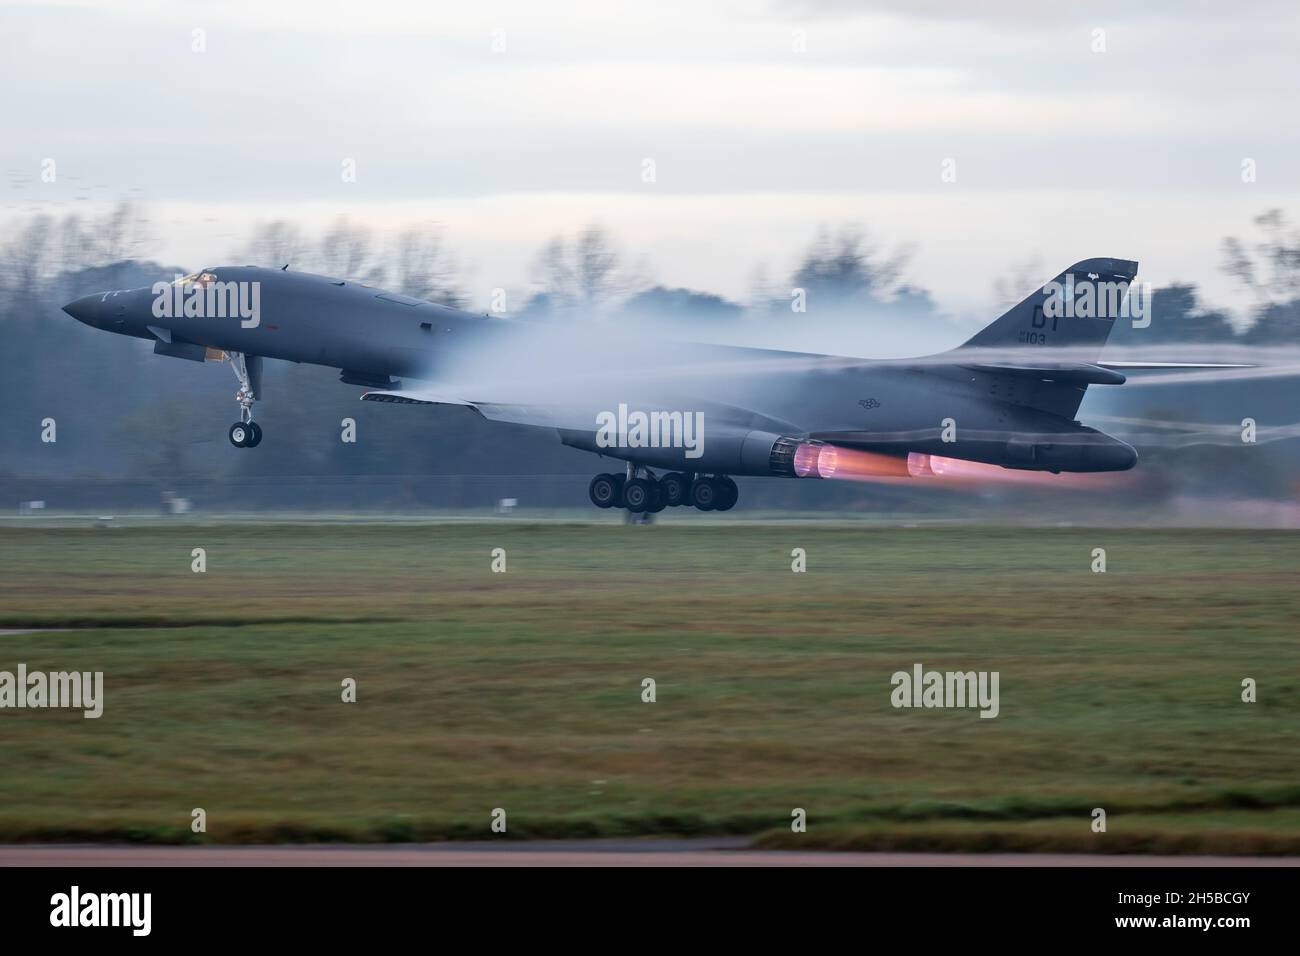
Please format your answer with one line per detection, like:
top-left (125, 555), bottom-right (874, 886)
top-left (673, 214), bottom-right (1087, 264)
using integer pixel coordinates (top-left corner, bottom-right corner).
top-left (64, 265), bottom-right (1138, 478)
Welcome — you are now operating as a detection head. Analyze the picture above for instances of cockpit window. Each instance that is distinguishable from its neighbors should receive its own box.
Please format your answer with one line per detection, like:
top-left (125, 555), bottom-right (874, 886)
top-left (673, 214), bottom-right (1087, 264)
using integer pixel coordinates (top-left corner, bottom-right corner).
top-left (171, 271), bottom-right (218, 287)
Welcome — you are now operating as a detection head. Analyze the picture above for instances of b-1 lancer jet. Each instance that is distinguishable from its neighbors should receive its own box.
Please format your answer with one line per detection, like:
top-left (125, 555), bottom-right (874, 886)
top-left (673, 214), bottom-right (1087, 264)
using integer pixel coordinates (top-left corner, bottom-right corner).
top-left (64, 258), bottom-right (1240, 513)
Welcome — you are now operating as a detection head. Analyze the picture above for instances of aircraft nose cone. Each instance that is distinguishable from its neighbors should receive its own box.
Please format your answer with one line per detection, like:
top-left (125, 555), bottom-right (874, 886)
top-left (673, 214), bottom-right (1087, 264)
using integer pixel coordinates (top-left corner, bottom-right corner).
top-left (63, 293), bottom-right (103, 326)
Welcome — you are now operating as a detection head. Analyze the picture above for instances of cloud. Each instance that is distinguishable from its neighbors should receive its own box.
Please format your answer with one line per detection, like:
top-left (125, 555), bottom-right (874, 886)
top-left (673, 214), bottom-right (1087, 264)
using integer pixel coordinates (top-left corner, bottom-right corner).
top-left (778, 0), bottom-right (1296, 25)
top-left (1, 0), bottom-right (1295, 323)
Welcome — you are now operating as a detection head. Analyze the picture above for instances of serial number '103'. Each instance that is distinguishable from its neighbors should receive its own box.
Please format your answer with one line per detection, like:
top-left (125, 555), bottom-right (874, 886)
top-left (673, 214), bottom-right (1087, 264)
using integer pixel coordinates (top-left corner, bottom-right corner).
top-left (1020, 304), bottom-right (1059, 344)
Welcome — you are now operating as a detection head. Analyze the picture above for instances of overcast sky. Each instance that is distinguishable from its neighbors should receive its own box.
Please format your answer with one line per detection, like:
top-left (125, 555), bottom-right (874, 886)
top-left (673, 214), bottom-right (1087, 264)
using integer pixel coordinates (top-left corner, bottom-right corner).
top-left (3, 0), bottom-right (1298, 322)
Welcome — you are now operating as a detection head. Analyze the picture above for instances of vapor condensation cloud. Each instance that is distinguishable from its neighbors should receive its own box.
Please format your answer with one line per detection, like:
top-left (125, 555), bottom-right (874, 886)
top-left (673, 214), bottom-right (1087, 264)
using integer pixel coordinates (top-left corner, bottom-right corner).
top-left (1088, 415), bottom-right (1300, 448)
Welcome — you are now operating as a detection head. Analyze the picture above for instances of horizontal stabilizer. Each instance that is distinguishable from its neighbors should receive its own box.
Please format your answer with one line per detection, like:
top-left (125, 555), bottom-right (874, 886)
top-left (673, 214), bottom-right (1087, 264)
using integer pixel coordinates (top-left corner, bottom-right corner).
top-left (966, 362), bottom-right (1128, 386)
top-left (1096, 361), bottom-right (1254, 370)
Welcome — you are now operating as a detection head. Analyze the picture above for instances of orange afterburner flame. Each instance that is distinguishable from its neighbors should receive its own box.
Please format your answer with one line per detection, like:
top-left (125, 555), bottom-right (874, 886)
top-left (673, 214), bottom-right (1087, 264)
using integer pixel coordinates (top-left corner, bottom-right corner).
top-left (905, 453), bottom-right (1131, 488)
top-left (789, 442), bottom-right (1133, 490)
top-left (794, 443), bottom-right (911, 480)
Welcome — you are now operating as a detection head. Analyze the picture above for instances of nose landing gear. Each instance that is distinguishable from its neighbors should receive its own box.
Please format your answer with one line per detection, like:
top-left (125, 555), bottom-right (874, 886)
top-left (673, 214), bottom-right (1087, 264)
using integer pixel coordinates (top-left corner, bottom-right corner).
top-left (226, 352), bottom-right (263, 448)
top-left (228, 420), bottom-right (262, 448)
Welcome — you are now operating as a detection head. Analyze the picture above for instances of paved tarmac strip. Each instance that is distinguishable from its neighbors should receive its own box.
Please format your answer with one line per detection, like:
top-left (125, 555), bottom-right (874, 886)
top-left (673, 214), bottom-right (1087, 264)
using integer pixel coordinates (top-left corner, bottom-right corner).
top-left (2, 841), bottom-right (1297, 867)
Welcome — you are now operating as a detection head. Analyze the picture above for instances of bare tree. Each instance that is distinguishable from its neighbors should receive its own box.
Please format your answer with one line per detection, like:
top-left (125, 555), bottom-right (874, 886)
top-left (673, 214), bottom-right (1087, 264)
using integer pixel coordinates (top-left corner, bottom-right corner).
top-left (391, 227), bottom-right (463, 307)
top-left (1221, 209), bottom-right (1300, 304)
top-left (0, 214), bottom-right (54, 304)
top-left (317, 218), bottom-right (376, 280)
top-left (91, 201), bottom-right (143, 263)
top-left (57, 213), bottom-right (91, 275)
top-left (574, 225), bottom-right (620, 307)
top-left (236, 220), bottom-right (307, 269)
top-left (531, 224), bottom-right (636, 318)
top-left (790, 225), bottom-right (911, 308)
top-left (535, 236), bottom-right (573, 301)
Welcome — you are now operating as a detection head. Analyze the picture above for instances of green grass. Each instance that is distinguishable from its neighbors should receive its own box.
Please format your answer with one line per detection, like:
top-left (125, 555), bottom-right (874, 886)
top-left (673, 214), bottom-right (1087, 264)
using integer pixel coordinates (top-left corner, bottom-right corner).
top-left (0, 523), bottom-right (1297, 851)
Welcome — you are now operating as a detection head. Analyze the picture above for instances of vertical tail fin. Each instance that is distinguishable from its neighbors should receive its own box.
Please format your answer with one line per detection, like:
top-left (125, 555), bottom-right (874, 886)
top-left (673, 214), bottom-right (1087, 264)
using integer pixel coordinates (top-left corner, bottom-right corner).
top-left (960, 258), bottom-right (1139, 360)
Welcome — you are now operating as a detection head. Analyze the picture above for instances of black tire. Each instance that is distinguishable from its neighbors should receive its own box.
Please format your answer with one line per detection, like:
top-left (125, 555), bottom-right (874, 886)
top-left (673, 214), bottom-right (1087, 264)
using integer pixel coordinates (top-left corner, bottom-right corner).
top-left (622, 477), bottom-right (653, 513)
top-left (660, 472), bottom-right (690, 507)
top-left (228, 422), bottom-right (250, 447)
top-left (611, 475), bottom-right (626, 508)
top-left (246, 422), bottom-right (263, 447)
top-left (588, 473), bottom-right (618, 508)
top-left (714, 476), bottom-right (738, 512)
top-left (646, 483), bottom-right (667, 513)
top-left (689, 477), bottom-right (718, 511)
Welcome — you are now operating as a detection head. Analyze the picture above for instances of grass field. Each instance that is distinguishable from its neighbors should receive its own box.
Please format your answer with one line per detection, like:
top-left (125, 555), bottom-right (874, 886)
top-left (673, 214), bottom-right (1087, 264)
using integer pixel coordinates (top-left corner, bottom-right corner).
top-left (1, 522), bottom-right (1297, 852)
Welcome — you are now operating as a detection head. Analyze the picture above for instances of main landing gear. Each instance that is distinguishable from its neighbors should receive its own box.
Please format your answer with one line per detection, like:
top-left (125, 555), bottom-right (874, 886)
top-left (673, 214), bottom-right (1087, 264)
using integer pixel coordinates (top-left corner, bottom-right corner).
top-left (227, 352), bottom-right (263, 448)
top-left (588, 467), bottom-right (738, 513)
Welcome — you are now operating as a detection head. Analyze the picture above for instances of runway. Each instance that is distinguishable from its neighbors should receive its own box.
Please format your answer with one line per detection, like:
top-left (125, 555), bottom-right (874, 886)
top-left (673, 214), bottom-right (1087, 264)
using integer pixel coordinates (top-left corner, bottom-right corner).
top-left (3, 840), bottom-right (1297, 867)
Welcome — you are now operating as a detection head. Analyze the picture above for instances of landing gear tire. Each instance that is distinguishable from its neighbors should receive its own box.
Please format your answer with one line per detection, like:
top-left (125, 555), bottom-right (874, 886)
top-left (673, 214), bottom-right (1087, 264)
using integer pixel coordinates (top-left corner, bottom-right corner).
top-left (689, 477), bottom-right (718, 511)
top-left (660, 472), bottom-right (690, 507)
top-left (229, 422), bottom-right (251, 448)
top-left (714, 476), bottom-right (738, 512)
top-left (589, 473), bottom-right (619, 508)
top-left (246, 422), bottom-right (263, 448)
top-left (646, 483), bottom-right (667, 513)
top-left (622, 477), bottom-right (654, 513)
